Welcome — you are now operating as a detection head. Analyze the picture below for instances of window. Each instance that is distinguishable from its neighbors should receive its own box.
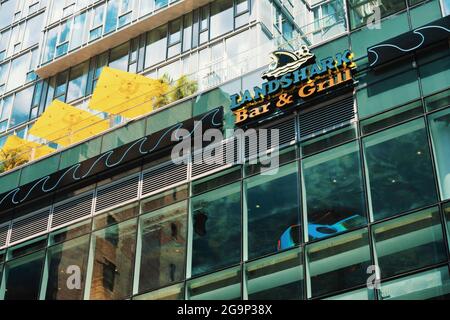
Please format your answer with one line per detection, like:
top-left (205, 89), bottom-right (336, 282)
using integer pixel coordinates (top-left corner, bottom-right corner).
top-left (23, 13), bottom-right (44, 49)
top-left (43, 235), bottom-right (90, 300)
top-left (0, 0), bottom-right (15, 30)
top-left (54, 70), bottom-right (69, 102)
top-left (190, 182), bottom-right (241, 276)
top-left (135, 200), bottom-right (187, 294)
top-left (210, 0), bottom-right (233, 39)
top-left (245, 162), bottom-right (301, 260)
top-left (168, 18), bottom-right (181, 58)
top-left (183, 14), bottom-right (193, 52)
top-left (302, 142), bottom-right (367, 241)
top-left (0, 250), bottom-right (45, 300)
top-left (378, 266), bottom-right (450, 300)
top-left (348, 0), bottom-right (407, 30)
top-left (104, 0), bottom-right (119, 34)
top-left (6, 53), bottom-right (29, 92)
top-left (363, 119), bottom-right (438, 221)
top-left (133, 283), bottom-right (184, 300)
top-left (87, 218), bottom-right (137, 300)
top-left (90, 4), bottom-right (105, 41)
top-left (56, 20), bottom-right (72, 57)
top-left (67, 61), bottom-right (89, 102)
top-left (246, 249), bottom-right (304, 300)
top-left (187, 266), bottom-right (241, 300)
top-left (118, 0), bottom-right (133, 27)
top-left (429, 108), bottom-right (450, 201)
top-left (43, 26), bottom-right (58, 63)
top-left (306, 228), bottom-right (371, 298)
top-left (9, 85), bottom-right (34, 128)
top-left (109, 42), bottom-right (130, 71)
top-left (199, 6), bottom-right (209, 44)
top-left (155, 0), bottom-right (168, 11)
top-left (70, 13), bottom-right (87, 51)
top-left (373, 207), bottom-right (447, 279)
top-left (145, 25), bottom-right (167, 68)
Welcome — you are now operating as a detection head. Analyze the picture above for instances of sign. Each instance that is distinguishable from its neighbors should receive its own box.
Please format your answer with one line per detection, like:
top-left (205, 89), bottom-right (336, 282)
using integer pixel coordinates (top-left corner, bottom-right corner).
top-left (230, 45), bottom-right (356, 125)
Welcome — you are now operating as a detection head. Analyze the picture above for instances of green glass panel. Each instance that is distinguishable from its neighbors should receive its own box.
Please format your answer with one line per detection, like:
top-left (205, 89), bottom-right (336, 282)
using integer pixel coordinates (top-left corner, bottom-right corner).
top-left (302, 142), bottom-right (367, 241)
top-left (363, 118), bottom-right (438, 220)
top-left (313, 35), bottom-right (350, 60)
top-left (357, 58), bottom-right (420, 118)
top-left (87, 218), bottom-right (137, 300)
top-left (350, 12), bottom-right (409, 60)
top-left (190, 182), bottom-right (241, 276)
top-left (193, 79), bottom-right (241, 137)
top-left (187, 266), bottom-right (241, 300)
top-left (132, 283), bottom-right (184, 300)
top-left (372, 207), bottom-right (446, 279)
top-left (245, 162), bottom-right (301, 259)
top-left (59, 137), bottom-right (102, 170)
top-left (43, 235), bottom-right (90, 300)
top-left (428, 107), bottom-right (450, 200)
top-left (410, 0), bottom-right (442, 29)
top-left (306, 228), bottom-right (371, 298)
top-left (136, 200), bottom-right (187, 294)
top-left (246, 248), bottom-right (303, 300)
top-left (325, 287), bottom-right (375, 300)
top-left (146, 100), bottom-right (192, 135)
top-left (418, 43), bottom-right (450, 96)
top-left (19, 154), bottom-right (61, 186)
top-left (379, 266), bottom-right (450, 300)
top-left (101, 119), bottom-right (146, 153)
top-left (0, 169), bottom-right (21, 194)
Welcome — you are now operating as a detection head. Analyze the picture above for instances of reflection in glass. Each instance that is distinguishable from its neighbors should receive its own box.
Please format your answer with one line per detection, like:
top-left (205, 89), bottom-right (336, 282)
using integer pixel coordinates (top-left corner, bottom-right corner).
top-left (348, 0), bottom-right (406, 30)
top-left (187, 266), bottom-right (241, 300)
top-left (246, 249), bottom-right (303, 300)
top-left (88, 219), bottom-right (136, 300)
top-left (429, 108), bottom-right (450, 200)
top-left (245, 163), bottom-right (300, 259)
top-left (109, 42), bottom-right (130, 71)
top-left (43, 235), bottom-right (90, 300)
top-left (145, 25), bottom-right (167, 68)
top-left (210, 0), bottom-right (233, 39)
top-left (67, 62), bottom-right (89, 102)
top-left (363, 119), bottom-right (437, 221)
top-left (306, 229), bottom-right (371, 298)
top-left (1, 250), bottom-right (45, 300)
top-left (379, 266), bottom-right (450, 300)
top-left (325, 287), bottom-right (374, 300)
top-left (191, 182), bottom-right (241, 276)
top-left (136, 201), bottom-right (187, 294)
top-left (133, 283), bottom-right (184, 300)
top-left (373, 207), bottom-right (447, 279)
top-left (9, 86), bottom-right (33, 128)
top-left (302, 142), bottom-right (366, 241)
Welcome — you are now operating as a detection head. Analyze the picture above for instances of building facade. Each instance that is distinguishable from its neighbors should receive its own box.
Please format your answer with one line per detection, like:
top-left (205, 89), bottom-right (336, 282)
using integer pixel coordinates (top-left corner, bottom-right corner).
top-left (0, 0), bottom-right (449, 300)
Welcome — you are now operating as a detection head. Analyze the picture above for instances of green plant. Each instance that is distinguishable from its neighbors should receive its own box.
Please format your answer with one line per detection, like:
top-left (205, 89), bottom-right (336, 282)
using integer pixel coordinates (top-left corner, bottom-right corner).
top-left (0, 149), bottom-right (28, 173)
top-left (154, 73), bottom-right (199, 109)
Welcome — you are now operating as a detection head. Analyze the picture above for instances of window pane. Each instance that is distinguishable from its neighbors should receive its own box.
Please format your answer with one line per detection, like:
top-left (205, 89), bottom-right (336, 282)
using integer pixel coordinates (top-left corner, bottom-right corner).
top-left (70, 13), bottom-right (87, 51)
top-left (363, 119), bottom-right (437, 221)
top-left (191, 182), bottom-right (241, 276)
top-left (302, 142), bottom-right (367, 241)
top-left (245, 162), bottom-right (300, 259)
top-left (325, 287), bottom-right (375, 300)
top-left (88, 219), bottom-right (137, 300)
top-left (44, 235), bottom-right (90, 300)
top-left (348, 0), bottom-right (406, 30)
top-left (23, 13), bottom-right (44, 49)
top-left (67, 62), bottom-right (89, 102)
top-left (246, 249), bottom-right (303, 300)
top-left (428, 108), bottom-right (450, 201)
top-left (109, 42), bottom-right (129, 71)
top-left (210, 0), bottom-right (233, 39)
top-left (133, 283), bottom-right (184, 300)
top-left (379, 266), bottom-right (450, 300)
top-left (2, 251), bottom-right (45, 300)
top-left (183, 14), bottom-right (193, 52)
top-left (306, 229), bottom-right (371, 298)
top-left (136, 201), bottom-right (187, 294)
top-left (7, 53), bottom-right (29, 92)
top-left (145, 25), bottom-right (167, 68)
top-left (373, 207), bottom-right (447, 279)
top-left (9, 86), bottom-right (33, 128)
top-left (187, 266), bottom-right (241, 300)
top-left (104, 0), bottom-right (119, 34)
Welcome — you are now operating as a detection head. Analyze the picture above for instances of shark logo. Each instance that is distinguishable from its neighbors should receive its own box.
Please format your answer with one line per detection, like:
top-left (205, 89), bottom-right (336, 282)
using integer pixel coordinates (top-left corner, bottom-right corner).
top-left (262, 45), bottom-right (315, 80)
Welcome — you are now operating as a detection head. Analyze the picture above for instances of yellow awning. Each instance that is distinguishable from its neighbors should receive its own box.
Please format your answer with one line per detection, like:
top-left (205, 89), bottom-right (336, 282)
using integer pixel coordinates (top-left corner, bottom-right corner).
top-left (89, 67), bottom-right (167, 119)
top-left (29, 100), bottom-right (110, 147)
top-left (0, 135), bottom-right (55, 163)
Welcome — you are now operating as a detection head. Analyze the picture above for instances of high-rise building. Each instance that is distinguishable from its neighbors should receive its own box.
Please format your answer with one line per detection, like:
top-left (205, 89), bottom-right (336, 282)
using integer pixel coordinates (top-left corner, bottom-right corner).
top-left (0, 0), bottom-right (449, 300)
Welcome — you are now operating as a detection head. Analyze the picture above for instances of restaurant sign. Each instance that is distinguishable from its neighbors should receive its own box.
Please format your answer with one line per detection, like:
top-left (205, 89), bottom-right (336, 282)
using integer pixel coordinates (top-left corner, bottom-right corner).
top-left (230, 45), bottom-right (357, 125)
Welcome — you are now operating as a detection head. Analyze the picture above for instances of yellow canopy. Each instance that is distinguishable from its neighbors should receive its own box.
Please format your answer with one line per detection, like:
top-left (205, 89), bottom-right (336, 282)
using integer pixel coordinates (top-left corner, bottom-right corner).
top-left (89, 67), bottom-right (166, 119)
top-left (29, 100), bottom-right (110, 147)
top-left (0, 135), bottom-right (55, 163)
